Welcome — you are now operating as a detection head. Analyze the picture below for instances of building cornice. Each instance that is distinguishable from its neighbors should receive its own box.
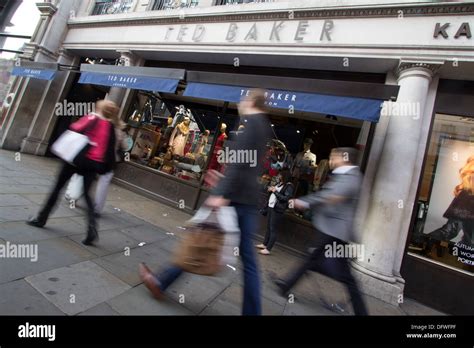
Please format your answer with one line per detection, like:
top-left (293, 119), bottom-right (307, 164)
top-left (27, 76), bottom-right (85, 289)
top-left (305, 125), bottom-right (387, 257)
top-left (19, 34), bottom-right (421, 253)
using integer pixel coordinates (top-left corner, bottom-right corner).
top-left (68, 3), bottom-right (474, 29)
top-left (396, 60), bottom-right (444, 77)
top-left (36, 2), bottom-right (58, 17)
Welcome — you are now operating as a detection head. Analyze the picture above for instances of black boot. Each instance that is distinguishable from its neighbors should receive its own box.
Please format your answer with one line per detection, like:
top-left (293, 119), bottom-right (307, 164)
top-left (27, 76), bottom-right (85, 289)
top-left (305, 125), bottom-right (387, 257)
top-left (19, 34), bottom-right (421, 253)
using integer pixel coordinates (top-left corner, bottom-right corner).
top-left (26, 210), bottom-right (49, 228)
top-left (82, 224), bottom-right (99, 246)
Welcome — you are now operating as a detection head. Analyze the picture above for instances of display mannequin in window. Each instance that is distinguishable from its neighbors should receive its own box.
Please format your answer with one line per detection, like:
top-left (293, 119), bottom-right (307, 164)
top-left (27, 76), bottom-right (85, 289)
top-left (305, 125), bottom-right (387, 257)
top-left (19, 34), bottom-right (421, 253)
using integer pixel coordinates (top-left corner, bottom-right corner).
top-left (169, 116), bottom-right (190, 156)
top-left (172, 105), bottom-right (187, 127)
top-left (158, 116), bottom-right (174, 153)
top-left (426, 155), bottom-right (474, 266)
top-left (292, 138), bottom-right (317, 195)
top-left (195, 129), bottom-right (210, 155)
top-left (208, 123), bottom-right (227, 173)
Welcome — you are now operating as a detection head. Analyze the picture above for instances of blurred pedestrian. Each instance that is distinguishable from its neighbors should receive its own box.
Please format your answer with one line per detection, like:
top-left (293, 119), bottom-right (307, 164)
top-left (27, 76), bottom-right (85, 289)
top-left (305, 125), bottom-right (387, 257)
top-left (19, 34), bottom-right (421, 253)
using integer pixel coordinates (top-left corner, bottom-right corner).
top-left (139, 89), bottom-right (272, 315)
top-left (273, 147), bottom-right (368, 315)
top-left (256, 169), bottom-right (294, 255)
top-left (94, 121), bottom-right (130, 216)
top-left (27, 100), bottom-right (119, 245)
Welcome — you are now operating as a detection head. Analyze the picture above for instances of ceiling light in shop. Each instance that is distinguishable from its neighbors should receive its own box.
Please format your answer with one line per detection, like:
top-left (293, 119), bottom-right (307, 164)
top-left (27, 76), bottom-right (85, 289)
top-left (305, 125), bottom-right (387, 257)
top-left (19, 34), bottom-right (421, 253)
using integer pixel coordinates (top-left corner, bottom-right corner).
top-left (296, 130), bottom-right (300, 133)
top-left (271, 124), bottom-right (274, 127)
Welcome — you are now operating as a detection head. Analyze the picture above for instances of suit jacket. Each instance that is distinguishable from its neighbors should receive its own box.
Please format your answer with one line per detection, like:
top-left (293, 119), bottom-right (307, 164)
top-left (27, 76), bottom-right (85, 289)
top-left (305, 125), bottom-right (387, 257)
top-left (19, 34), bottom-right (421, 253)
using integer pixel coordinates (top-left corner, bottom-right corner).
top-left (299, 166), bottom-right (362, 243)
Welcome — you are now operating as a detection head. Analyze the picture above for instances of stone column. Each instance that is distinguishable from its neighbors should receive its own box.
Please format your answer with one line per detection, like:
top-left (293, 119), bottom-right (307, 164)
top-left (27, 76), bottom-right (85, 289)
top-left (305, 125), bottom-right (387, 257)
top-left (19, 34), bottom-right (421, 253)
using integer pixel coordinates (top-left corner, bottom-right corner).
top-left (351, 61), bottom-right (442, 305)
top-left (0, 0), bottom-right (82, 151)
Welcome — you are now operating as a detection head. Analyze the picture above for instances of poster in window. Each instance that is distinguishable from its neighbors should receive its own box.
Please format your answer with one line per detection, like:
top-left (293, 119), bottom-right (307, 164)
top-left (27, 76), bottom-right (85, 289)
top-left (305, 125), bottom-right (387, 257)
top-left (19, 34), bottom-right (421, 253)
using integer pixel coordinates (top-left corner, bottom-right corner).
top-left (424, 137), bottom-right (474, 267)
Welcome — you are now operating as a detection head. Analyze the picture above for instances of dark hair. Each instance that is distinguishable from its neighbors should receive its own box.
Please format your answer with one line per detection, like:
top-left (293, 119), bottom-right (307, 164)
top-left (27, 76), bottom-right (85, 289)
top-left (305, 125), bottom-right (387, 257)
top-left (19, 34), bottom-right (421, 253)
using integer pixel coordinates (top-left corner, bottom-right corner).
top-left (331, 147), bottom-right (359, 165)
top-left (247, 88), bottom-right (266, 110)
top-left (279, 169), bottom-right (292, 184)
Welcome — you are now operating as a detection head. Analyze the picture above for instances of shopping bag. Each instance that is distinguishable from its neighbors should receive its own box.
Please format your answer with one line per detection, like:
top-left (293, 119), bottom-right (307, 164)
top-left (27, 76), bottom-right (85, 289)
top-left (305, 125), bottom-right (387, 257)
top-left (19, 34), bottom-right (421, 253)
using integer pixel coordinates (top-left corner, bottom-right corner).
top-left (51, 130), bottom-right (90, 164)
top-left (64, 174), bottom-right (83, 201)
top-left (173, 206), bottom-right (240, 275)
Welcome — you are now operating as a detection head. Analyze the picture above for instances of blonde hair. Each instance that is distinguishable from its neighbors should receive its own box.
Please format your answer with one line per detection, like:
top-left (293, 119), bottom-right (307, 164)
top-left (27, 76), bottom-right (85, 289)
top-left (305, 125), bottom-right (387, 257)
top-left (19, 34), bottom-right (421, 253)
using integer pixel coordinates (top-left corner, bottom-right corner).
top-left (454, 155), bottom-right (474, 196)
top-left (96, 100), bottom-right (124, 128)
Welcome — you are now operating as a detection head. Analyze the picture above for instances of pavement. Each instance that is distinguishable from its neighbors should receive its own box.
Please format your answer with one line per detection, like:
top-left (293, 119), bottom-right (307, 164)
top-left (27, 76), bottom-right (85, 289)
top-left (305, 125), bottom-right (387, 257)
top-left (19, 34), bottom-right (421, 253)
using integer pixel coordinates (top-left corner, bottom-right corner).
top-left (0, 149), bottom-right (445, 316)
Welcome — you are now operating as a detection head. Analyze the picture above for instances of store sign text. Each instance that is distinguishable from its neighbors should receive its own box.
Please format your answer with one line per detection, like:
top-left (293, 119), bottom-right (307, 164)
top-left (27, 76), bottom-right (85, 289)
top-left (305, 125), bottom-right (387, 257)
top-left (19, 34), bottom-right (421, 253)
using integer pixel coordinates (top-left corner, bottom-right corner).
top-left (434, 22), bottom-right (472, 39)
top-left (241, 88), bottom-right (297, 107)
top-left (164, 20), bottom-right (335, 43)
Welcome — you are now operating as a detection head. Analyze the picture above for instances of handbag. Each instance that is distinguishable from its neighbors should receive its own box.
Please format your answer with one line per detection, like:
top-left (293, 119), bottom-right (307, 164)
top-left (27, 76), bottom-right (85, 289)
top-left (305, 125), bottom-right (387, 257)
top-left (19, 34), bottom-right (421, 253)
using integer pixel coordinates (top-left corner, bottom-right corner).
top-left (64, 174), bottom-right (83, 201)
top-left (173, 206), bottom-right (240, 275)
top-left (51, 116), bottom-right (99, 164)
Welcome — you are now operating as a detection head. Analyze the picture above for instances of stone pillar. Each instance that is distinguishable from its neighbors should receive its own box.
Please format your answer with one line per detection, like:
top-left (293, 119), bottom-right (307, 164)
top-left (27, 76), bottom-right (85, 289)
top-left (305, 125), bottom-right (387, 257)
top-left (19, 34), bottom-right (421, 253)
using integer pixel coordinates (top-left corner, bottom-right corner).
top-left (352, 61), bottom-right (442, 305)
top-left (1, 0), bottom-right (82, 152)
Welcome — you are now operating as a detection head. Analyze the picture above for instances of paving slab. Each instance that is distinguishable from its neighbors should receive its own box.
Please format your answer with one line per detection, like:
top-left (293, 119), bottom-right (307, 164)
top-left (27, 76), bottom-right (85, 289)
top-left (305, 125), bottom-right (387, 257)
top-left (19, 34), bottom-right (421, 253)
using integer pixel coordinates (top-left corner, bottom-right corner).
top-left (71, 213), bottom-right (141, 232)
top-left (282, 295), bottom-right (337, 316)
top-left (119, 224), bottom-right (171, 244)
top-left (92, 243), bottom-right (172, 287)
top-left (165, 272), bottom-right (230, 314)
top-left (0, 279), bottom-right (64, 315)
top-left (107, 284), bottom-right (194, 315)
top-left (200, 282), bottom-right (285, 316)
top-left (0, 205), bottom-right (41, 222)
top-left (0, 218), bottom-right (85, 243)
top-left (400, 298), bottom-right (446, 316)
top-left (0, 194), bottom-right (34, 206)
top-left (0, 184), bottom-right (51, 194)
top-left (68, 229), bottom-right (142, 257)
top-left (0, 237), bottom-right (96, 285)
top-left (25, 261), bottom-right (131, 315)
top-left (77, 302), bottom-right (120, 316)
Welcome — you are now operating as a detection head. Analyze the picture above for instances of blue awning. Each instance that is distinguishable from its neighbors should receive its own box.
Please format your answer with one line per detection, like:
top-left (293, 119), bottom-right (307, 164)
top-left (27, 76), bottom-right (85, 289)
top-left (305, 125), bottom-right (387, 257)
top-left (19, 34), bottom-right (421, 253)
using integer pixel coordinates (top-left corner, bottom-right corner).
top-left (11, 66), bottom-right (56, 81)
top-left (184, 82), bottom-right (384, 122)
top-left (78, 71), bottom-right (180, 93)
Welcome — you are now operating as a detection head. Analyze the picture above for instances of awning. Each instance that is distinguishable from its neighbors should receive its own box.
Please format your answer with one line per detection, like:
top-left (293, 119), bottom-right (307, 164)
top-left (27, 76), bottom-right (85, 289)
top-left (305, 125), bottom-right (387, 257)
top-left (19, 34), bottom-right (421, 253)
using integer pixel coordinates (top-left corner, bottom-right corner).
top-left (185, 83), bottom-right (383, 122)
top-left (78, 64), bottom-right (185, 93)
top-left (184, 71), bottom-right (400, 123)
top-left (11, 61), bottom-right (58, 81)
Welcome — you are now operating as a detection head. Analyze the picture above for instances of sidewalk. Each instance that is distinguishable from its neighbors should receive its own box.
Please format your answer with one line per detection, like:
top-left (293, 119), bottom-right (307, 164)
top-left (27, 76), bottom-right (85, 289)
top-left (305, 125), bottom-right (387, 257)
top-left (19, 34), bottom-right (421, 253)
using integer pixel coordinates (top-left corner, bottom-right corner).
top-left (0, 149), bottom-right (444, 316)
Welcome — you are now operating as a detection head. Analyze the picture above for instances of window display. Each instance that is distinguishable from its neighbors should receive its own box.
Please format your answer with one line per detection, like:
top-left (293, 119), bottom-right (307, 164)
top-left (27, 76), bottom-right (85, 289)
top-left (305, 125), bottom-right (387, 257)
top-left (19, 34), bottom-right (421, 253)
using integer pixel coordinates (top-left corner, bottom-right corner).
top-left (409, 113), bottom-right (474, 273)
top-left (125, 91), bottom-right (219, 184)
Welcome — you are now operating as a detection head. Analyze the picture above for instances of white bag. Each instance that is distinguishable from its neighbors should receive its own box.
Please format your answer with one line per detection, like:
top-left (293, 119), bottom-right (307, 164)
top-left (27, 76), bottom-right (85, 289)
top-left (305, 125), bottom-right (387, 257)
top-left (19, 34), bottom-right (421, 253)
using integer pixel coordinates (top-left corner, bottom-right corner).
top-left (65, 174), bottom-right (83, 201)
top-left (187, 206), bottom-right (241, 268)
top-left (51, 130), bottom-right (90, 164)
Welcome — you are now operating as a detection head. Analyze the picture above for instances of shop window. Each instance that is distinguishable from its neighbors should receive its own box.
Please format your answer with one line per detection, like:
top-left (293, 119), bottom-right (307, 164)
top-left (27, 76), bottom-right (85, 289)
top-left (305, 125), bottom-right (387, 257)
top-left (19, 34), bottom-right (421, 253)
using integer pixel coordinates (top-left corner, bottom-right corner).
top-left (151, 0), bottom-right (199, 10)
top-left (91, 0), bottom-right (135, 15)
top-left (409, 113), bottom-right (474, 274)
top-left (125, 91), bottom-right (220, 184)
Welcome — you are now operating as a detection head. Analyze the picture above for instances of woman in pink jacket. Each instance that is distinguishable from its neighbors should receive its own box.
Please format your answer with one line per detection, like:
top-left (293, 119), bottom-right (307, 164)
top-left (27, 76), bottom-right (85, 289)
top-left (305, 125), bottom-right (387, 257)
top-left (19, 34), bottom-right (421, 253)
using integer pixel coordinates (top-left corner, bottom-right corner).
top-left (27, 100), bottom-right (119, 245)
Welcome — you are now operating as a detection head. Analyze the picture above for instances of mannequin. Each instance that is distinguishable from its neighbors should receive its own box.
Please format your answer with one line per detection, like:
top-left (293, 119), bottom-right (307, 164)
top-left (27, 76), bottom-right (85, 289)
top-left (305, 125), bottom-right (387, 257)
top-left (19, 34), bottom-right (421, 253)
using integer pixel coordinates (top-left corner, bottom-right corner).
top-left (172, 105), bottom-right (187, 127)
top-left (158, 116), bottom-right (174, 153)
top-left (195, 129), bottom-right (210, 155)
top-left (169, 116), bottom-right (190, 156)
top-left (208, 123), bottom-right (227, 172)
top-left (292, 138), bottom-right (317, 195)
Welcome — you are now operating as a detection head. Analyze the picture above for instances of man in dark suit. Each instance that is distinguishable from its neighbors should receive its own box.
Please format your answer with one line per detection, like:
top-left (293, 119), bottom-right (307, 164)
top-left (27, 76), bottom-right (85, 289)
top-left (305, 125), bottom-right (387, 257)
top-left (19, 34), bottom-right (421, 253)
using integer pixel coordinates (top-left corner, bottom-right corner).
top-left (274, 147), bottom-right (368, 315)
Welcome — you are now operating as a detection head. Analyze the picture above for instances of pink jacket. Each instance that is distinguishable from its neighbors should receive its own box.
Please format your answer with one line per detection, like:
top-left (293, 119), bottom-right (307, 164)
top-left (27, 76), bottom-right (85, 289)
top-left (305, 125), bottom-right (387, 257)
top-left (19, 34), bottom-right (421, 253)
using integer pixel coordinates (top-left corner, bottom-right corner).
top-left (70, 113), bottom-right (113, 163)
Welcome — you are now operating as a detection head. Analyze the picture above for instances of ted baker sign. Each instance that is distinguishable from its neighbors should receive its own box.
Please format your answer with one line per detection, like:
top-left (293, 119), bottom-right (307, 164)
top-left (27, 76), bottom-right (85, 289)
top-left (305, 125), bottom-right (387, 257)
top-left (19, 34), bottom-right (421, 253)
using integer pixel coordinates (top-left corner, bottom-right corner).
top-left (164, 20), bottom-right (335, 43)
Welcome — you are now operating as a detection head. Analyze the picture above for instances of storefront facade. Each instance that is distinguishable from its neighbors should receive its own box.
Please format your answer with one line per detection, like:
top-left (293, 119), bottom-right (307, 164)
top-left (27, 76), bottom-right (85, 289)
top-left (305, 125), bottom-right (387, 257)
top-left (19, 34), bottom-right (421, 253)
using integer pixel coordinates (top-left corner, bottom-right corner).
top-left (1, 0), bottom-right (473, 314)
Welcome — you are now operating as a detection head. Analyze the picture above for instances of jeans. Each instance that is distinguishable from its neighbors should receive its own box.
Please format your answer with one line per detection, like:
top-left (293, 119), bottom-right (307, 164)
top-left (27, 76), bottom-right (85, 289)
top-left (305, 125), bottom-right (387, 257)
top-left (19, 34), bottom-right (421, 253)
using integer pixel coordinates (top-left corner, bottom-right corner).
top-left (281, 231), bottom-right (368, 315)
top-left (155, 203), bottom-right (262, 315)
top-left (234, 203), bottom-right (261, 315)
top-left (263, 208), bottom-right (283, 251)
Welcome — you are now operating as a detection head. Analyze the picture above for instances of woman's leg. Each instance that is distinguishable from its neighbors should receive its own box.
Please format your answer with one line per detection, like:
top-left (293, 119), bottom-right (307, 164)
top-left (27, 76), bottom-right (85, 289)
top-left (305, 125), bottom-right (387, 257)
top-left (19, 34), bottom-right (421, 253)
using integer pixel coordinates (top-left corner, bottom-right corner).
top-left (82, 171), bottom-right (98, 244)
top-left (266, 210), bottom-right (283, 251)
top-left (263, 208), bottom-right (273, 246)
top-left (94, 170), bottom-right (114, 214)
top-left (30, 162), bottom-right (76, 226)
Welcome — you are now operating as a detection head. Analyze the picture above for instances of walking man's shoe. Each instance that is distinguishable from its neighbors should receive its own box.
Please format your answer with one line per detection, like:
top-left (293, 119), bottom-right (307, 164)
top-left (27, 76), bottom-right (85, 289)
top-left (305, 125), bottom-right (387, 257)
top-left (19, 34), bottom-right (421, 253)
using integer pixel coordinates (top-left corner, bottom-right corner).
top-left (274, 279), bottom-right (290, 297)
top-left (139, 263), bottom-right (163, 300)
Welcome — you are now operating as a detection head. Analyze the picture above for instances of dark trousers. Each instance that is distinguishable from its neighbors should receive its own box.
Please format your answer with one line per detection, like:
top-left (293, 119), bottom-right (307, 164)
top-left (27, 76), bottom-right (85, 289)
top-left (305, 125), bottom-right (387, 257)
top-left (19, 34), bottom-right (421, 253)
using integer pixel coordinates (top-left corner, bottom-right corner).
top-left (281, 231), bottom-right (368, 315)
top-left (155, 203), bottom-right (262, 315)
top-left (263, 208), bottom-right (283, 251)
top-left (38, 161), bottom-right (97, 235)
